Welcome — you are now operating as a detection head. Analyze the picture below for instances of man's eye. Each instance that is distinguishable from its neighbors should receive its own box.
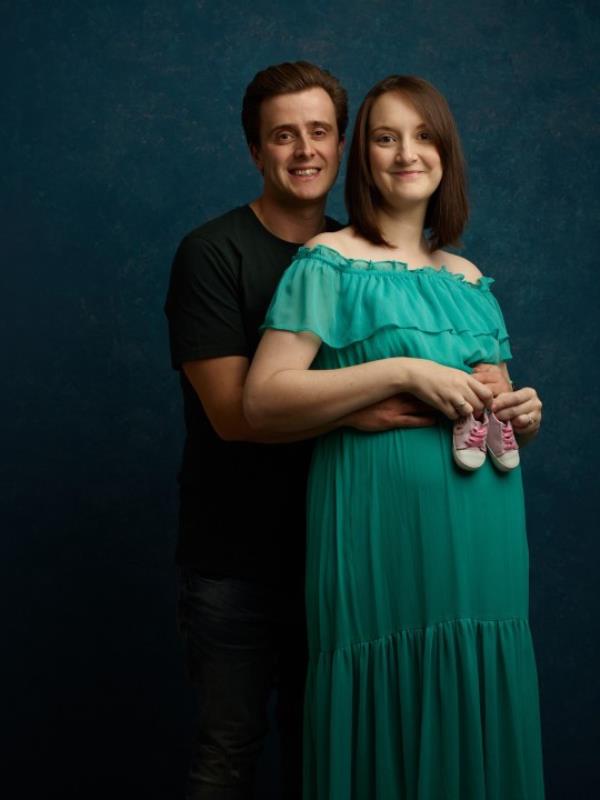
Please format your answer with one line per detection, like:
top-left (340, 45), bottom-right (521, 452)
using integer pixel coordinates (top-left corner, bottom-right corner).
top-left (277, 131), bottom-right (294, 142)
top-left (313, 129), bottom-right (327, 138)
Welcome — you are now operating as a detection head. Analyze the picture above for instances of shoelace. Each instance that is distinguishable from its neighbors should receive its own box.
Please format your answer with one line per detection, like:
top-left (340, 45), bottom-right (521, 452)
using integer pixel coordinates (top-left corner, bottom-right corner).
top-left (501, 422), bottom-right (518, 451)
top-left (466, 420), bottom-right (487, 449)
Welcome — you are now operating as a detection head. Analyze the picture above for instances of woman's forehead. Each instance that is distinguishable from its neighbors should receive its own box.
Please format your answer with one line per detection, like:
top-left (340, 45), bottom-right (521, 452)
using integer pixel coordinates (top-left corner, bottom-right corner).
top-left (369, 92), bottom-right (424, 129)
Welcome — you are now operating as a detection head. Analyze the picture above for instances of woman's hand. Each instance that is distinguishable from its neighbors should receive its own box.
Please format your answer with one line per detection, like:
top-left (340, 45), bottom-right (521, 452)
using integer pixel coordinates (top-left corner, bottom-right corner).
top-left (492, 387), bottom-right (543, 444)
top-left (405, 360), bottom-right (494, 420)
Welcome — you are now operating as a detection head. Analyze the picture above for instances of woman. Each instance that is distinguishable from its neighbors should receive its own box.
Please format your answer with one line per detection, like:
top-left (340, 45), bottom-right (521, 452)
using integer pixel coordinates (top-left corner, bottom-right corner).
top-left (244, 76), bottom-right (544, 799)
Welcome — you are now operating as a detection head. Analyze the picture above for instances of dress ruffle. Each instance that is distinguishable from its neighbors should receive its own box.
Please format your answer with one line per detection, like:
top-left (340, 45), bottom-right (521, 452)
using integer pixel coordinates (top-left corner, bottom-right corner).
top-left (304, 617), bottom-right (544, 800)
top-left (261, 245), bottom-right (512, 360)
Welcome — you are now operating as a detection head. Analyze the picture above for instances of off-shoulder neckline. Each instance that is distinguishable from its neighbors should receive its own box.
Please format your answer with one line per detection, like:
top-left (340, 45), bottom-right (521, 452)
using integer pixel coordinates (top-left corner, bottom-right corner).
top-left (297, 243), bottom-right (493, 289)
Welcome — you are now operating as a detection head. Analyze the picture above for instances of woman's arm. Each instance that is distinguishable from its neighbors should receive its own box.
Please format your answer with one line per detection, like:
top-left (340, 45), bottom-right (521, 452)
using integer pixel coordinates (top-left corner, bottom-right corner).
top-left (243, 328), bottom-right (494, 434)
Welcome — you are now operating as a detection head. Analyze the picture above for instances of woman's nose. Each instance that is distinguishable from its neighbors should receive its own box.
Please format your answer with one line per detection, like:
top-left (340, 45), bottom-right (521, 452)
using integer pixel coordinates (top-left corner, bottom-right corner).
top-left (395, 138), bottom-right (417, 163)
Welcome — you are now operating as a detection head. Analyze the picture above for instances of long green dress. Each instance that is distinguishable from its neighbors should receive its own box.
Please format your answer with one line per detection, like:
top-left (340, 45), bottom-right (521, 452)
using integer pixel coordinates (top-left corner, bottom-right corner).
top-left (262, 244), bottom-right (545, 800)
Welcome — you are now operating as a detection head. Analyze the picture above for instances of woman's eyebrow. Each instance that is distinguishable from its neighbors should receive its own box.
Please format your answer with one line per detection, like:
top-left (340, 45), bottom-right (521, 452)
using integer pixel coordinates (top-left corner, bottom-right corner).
top-left (370, 122), bottom-right (427, 132)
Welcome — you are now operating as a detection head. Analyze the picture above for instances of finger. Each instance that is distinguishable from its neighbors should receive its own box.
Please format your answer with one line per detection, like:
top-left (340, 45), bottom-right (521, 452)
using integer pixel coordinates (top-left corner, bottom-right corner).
top-left (495, 394), bottom-right (541, 420)
top-left (467, 377), bottom-right (494, 405)
top-left (512, 413), bottom-right (532, 430)
top-left (443, 402), bottom-right (460, 421)
top-left (456, 403), bottom-right (474, 417)
top-left (471, 363), bottom-right (494, 373)
top-left (492, 388), bottom-right (534, 412)
top-left (473, 376), bottom-right (506, 393)
top-left (495, 404), bottom-right (526, 422)
top-left (513, 412), bottom-right (541, 432)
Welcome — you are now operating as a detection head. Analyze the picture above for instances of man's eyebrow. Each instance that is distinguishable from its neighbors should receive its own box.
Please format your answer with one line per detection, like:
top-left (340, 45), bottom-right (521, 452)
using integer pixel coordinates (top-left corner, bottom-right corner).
top-left (268, 120), bottom-right (334, 134)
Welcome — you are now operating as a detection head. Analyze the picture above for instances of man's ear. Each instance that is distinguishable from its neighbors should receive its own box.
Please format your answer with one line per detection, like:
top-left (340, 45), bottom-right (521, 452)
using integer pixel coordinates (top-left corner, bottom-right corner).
top-left (250, 144), bottom-right (264, 174)
top-left (337, 136), bottom-right (345, 161)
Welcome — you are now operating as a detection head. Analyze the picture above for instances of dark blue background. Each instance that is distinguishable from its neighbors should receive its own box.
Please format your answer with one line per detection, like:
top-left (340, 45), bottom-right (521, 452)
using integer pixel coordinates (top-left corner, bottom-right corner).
top-left (4, 1), bottom-right (598, 797)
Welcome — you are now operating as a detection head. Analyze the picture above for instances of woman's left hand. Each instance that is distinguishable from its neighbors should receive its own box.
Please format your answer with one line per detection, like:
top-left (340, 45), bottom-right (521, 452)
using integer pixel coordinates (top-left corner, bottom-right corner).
top-left (491, 387), bottom-right (543, 443)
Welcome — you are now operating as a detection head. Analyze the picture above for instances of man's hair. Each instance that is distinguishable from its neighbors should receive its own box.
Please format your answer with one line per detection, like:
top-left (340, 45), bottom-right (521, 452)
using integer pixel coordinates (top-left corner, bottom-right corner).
top-left (241, 61), bottom-right (348, 149)
top-left (345, 75), bottom-right (468, 251)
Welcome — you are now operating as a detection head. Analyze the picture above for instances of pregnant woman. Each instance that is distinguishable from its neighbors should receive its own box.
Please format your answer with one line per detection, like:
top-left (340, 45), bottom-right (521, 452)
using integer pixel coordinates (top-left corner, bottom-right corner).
top-left (244, 75), bottom-right (545, 799)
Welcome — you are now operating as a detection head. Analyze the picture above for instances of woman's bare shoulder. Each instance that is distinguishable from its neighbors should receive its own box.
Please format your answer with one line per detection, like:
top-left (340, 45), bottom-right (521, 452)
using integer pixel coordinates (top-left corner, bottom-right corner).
top-left (303, 227), bottom-right (354, 251)
top-left (438, 251), bottom-right (483, 283)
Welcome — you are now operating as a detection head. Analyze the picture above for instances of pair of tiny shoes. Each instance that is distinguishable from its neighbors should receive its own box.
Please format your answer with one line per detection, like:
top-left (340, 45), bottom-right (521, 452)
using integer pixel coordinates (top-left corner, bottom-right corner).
top-left (452, 411), bottom-right (520, 472)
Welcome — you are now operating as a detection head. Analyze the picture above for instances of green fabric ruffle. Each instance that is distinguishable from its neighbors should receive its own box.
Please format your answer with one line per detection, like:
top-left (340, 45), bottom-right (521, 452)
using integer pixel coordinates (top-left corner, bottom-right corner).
top-left (261, 244), bottom-right (512, 361)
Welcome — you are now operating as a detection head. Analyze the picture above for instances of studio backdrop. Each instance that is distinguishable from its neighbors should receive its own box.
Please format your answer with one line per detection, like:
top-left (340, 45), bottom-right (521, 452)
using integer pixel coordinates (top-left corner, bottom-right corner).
top-left (4, 1), bottom-right (598, 797)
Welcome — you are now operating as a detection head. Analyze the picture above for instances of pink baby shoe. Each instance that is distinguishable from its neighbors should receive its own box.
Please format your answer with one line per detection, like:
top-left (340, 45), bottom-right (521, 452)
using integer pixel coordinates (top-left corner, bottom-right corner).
top-left (486, 411), bottom-right (520, 471)
top-left (452, 413), bottom-right (488, 471)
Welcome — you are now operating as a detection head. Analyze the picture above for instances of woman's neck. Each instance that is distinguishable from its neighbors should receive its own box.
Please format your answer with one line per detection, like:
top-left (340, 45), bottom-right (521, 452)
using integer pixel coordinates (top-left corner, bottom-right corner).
top-left (375, 204), bottom-right (431, 259)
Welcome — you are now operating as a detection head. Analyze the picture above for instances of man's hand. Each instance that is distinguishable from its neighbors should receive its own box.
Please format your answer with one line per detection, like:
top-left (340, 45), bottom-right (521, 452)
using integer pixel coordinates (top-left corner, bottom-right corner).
top-left (342, 393), bottom-right (438, 432)
top-left (471, 363), bottom-right (512, 396)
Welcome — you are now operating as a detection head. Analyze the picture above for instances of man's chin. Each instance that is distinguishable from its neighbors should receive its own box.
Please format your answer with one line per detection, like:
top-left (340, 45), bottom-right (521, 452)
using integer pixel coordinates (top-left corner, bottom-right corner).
top-left (282, 182), bottom-right (333, 206)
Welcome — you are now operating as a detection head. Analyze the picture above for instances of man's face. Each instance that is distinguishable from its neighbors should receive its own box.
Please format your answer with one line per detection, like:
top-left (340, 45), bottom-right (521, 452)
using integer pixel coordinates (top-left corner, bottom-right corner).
top-left (251, 87), bottom-right (344, 206)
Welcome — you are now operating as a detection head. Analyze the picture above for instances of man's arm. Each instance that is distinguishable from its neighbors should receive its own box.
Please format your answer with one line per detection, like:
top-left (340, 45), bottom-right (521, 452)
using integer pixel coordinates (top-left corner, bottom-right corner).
top-left (183, 356), bottom-right (436, 443)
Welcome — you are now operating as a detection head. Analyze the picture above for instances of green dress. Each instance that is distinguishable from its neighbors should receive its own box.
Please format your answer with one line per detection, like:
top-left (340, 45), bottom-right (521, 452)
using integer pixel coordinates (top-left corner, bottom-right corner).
top-left (262, 244), bottom-right (545, 800)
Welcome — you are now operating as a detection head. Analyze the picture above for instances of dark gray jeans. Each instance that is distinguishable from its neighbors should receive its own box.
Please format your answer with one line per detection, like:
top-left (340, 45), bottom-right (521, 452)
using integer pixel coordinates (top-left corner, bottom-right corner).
top-left (176, 569), bottom-right (307, 799)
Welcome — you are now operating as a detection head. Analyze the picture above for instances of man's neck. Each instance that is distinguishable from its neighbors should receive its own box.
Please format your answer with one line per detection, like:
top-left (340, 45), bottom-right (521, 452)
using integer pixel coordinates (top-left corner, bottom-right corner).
top-left (250, 195), bottom-right (327, 245)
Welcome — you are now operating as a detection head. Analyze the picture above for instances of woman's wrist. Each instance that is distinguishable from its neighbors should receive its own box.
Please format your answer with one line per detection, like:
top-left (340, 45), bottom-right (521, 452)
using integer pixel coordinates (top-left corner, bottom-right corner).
top-left (394, 357), bottom-right (420, 393)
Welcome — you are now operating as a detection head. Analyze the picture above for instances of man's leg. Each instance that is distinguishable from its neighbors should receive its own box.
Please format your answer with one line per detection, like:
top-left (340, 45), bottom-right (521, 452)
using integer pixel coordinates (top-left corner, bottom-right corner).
top-left (274, 574), bottom-right (308, 800)
top-left (177, 570), bottom-right (278, 800)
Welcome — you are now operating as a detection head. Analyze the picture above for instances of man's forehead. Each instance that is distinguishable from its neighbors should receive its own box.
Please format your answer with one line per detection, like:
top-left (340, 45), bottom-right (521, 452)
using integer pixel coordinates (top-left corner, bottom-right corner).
top-left (260, 87), bottom-right (336, 126)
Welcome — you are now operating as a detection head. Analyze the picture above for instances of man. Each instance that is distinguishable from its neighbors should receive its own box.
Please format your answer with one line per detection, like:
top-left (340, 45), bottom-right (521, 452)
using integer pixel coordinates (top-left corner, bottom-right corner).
top-left (165, 61), bottom-right (496, 799)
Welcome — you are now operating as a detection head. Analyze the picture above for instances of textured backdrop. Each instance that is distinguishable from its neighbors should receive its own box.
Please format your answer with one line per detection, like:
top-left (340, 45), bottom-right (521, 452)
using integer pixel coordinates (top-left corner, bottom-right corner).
top-left (3, 1), bottom-right (599, 797)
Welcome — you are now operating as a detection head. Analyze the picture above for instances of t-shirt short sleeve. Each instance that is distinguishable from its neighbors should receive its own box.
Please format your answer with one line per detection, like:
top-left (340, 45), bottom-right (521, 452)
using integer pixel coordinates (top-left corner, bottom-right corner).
top-left (164, 234), bottom-right (248, 368)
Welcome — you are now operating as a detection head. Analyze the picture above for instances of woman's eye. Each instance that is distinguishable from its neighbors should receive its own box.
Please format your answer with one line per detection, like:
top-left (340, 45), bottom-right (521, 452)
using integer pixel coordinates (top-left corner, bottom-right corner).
top-left (376, 134), bottom-right (396, 144)
top-left (418, 130), bottom-right (433, 141)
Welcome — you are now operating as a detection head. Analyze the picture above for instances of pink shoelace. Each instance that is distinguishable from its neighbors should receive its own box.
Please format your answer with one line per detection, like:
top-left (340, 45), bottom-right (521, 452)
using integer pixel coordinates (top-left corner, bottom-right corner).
top-left (465, 419), bottom-right (487, 449)
top-left (501, 421), bottom-right (518, 451)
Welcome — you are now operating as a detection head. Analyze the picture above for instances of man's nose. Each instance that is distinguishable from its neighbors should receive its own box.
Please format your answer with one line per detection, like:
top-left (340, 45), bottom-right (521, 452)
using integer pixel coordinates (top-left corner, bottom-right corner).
top-left (294, 134), bottom-right (316, 159)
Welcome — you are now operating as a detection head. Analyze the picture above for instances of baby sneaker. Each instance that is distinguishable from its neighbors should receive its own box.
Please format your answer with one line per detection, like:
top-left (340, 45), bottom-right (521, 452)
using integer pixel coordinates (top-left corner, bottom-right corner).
top-left (486, 411), bottom-right (520, 471)
top-left (453, 413), bottom-right (488, 471)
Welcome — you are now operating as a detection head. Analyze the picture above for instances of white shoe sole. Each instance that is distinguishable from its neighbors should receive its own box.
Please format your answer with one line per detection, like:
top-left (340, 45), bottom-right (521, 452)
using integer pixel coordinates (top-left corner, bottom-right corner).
top-left (487, 447), bottom-right (520, 472)
top-left (453, 448), bottom-right (486, 471)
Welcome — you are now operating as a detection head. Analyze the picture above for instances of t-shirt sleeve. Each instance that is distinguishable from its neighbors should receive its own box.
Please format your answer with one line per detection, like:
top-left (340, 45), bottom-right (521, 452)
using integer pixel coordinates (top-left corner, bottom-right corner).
top-left (164, 234), bottom-right (248, 369)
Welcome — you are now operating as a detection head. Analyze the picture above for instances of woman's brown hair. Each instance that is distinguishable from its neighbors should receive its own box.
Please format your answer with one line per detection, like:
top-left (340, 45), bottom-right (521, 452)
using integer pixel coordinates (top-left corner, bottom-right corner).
top-left (345, 75), bottom-right (468, 251)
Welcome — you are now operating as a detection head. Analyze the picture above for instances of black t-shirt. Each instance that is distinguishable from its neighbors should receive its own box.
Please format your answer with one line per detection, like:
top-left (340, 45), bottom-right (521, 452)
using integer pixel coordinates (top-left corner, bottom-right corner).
top-left (164, 204), bottom-right (341, 583)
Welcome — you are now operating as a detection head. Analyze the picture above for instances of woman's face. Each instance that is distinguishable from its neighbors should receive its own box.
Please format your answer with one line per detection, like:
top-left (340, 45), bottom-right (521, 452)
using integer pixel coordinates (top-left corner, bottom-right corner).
top-left (368, 92), bottom-right (443, 211)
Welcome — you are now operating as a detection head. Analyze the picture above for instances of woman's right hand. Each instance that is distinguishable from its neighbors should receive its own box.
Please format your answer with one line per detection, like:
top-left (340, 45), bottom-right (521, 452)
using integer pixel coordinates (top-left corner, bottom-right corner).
top-left (403, 359), bottom-right (494, 420)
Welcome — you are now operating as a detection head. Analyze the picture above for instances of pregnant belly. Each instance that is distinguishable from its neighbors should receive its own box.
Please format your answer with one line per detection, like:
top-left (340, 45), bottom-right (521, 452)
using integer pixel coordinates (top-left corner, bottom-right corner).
top-left (306, 425), bottom-right (529, 634)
